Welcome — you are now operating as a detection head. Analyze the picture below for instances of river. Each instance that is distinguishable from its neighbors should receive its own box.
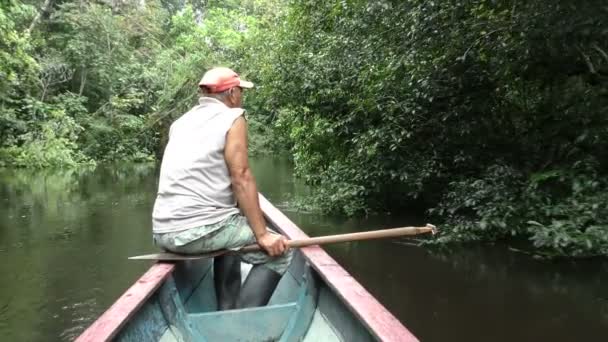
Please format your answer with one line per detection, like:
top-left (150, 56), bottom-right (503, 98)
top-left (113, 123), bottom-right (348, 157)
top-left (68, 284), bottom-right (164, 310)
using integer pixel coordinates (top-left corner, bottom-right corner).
top-left (0, 158), bottom-right (607, 341)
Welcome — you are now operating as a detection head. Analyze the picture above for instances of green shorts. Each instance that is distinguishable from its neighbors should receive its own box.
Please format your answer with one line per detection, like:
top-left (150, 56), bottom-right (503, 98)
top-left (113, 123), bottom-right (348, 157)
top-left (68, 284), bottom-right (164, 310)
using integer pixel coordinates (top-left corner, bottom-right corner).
top-left (153, 214), bottom-right (293, 275)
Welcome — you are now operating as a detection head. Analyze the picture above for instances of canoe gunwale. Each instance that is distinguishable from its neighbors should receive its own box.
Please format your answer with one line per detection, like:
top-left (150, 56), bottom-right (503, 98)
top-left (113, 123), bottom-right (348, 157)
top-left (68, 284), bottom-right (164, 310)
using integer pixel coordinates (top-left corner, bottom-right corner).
top-left (259, 194), bottom-right (419, 342)
top-left (75, 263), bottom-right (175, 342)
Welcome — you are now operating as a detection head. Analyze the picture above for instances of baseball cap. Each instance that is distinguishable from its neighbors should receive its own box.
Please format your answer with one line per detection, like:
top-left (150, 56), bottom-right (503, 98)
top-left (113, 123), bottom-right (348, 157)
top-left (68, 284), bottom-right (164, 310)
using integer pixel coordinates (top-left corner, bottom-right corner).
top-left (198, 67), bottom-right (254, 93)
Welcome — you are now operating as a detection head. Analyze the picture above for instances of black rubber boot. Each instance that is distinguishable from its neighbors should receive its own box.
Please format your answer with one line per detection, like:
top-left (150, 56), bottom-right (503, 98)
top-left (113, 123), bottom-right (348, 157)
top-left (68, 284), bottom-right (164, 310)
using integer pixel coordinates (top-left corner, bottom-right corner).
top-left (214, 255), bottom-right (241, 310)
top-left (236, 265), bottom-right (281, 308)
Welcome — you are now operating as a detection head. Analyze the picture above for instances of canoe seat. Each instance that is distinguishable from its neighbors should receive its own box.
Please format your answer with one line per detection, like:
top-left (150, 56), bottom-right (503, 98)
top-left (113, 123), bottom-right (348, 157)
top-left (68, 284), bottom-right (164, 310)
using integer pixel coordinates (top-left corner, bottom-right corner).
top-left (189, 303), bottom-right (297, 341)
top-left (192, 266), bottom-right (318, 341)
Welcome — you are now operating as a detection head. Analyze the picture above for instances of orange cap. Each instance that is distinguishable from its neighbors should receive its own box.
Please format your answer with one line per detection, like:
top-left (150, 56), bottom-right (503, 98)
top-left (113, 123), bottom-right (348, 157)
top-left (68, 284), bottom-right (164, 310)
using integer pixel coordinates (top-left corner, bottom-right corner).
top-left (198, 67), bottom-right (254, 93)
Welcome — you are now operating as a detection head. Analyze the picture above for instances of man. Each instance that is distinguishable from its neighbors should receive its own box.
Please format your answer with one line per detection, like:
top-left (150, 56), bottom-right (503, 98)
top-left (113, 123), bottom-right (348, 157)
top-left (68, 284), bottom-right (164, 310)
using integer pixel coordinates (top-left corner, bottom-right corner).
top-left (152, 67), bottom-right (292, 309)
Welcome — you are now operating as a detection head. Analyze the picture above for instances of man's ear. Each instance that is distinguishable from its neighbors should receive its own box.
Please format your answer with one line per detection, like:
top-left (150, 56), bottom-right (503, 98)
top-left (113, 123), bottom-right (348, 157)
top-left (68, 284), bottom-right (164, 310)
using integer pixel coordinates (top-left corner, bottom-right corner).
top-left (229, 88), bottom-right (239, 105)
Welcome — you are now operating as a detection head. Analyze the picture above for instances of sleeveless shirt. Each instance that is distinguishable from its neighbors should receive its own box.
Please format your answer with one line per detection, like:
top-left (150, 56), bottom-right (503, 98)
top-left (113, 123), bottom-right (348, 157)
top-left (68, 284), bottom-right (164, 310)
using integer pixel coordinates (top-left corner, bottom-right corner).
top-left (152, 97), bottom-right (243, 234)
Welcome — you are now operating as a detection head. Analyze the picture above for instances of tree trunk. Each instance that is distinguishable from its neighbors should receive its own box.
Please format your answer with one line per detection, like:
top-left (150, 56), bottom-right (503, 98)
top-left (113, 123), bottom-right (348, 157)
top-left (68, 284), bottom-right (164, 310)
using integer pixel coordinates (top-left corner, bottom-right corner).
top-left (79, 68), bottom-right (87, 96)
top-left (27, 0), bottom-right (54, 34)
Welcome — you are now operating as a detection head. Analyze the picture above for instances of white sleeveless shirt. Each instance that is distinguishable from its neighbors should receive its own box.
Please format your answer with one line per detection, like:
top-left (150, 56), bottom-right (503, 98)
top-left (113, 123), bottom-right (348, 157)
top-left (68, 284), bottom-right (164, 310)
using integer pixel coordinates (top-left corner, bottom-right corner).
top-left (152, 97), bottom-right (243, 234)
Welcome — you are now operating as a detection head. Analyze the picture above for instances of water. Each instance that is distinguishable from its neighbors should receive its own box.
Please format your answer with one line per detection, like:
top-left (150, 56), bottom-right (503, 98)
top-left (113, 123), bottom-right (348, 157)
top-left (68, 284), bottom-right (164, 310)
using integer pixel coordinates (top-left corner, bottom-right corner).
top-left (0, 158), bottom-right (607, 341)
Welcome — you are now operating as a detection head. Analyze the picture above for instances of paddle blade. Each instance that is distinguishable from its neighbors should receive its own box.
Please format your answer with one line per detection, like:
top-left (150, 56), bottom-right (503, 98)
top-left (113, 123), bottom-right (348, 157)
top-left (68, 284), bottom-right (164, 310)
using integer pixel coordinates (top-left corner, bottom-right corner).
top-left (128, 250), bottom-right (227, 261)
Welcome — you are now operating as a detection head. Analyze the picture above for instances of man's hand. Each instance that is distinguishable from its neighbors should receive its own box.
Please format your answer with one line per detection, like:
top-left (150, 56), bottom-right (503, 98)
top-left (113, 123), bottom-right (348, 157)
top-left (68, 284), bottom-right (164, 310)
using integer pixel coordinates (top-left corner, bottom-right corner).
top-left (257, 232), bottom-right (288, 257)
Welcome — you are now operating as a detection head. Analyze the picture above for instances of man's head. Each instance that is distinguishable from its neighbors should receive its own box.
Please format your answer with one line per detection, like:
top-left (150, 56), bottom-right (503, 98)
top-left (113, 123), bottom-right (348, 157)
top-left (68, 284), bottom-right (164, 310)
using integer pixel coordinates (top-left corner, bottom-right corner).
top-left (199, 67), bottom-right (253, 108)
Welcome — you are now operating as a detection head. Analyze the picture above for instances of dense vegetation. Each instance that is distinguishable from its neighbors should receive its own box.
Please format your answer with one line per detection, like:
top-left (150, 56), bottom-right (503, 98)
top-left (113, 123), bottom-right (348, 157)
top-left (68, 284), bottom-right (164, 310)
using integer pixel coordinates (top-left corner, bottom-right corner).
top-left (1, 0), bottom-right (606, 256)
top-left (253, 1), bottom-right (608, 257)
top-left (0, 0), bottom-right (275, 167)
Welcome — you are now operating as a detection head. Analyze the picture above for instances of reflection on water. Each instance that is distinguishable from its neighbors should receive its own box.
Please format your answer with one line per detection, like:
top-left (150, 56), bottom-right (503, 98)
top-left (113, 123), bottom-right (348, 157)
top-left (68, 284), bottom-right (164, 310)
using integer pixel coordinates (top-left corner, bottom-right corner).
top-left (0, 165), bottom-right (157, 342)
top-left (0, 158), bottom-right (607, 341)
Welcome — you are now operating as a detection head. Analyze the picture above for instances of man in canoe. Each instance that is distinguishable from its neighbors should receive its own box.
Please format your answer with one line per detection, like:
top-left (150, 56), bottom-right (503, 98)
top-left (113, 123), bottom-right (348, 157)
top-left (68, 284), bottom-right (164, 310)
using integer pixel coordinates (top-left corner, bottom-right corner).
top-left (151, 67), bottom-right (293, 309)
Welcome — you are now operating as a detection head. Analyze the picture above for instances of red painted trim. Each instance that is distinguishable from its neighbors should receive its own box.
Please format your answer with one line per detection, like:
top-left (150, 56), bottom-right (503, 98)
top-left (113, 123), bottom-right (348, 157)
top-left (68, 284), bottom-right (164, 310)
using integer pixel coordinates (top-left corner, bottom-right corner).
top-left (260, 195), bottom-right (419, 342)
top-left (75, 263), bottom-right (175, 342)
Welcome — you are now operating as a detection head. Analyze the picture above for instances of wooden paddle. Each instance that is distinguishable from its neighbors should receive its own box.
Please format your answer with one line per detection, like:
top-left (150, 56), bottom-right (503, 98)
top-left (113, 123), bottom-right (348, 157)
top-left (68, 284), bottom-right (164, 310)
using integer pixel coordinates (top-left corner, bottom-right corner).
top-left (129, 224), bottom-right (437, 261)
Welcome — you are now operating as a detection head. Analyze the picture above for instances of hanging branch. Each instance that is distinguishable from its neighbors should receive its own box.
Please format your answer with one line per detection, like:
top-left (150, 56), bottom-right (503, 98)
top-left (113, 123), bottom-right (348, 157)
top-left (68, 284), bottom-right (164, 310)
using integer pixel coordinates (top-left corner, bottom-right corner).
top-left (591, 43), bottom-right (608, 67)
top-left (460, 28), bottom-right (507, 62)
top-left (577, 45), bottom-right (597, 74)
top-left (39, 61), bottom-right (74, 101)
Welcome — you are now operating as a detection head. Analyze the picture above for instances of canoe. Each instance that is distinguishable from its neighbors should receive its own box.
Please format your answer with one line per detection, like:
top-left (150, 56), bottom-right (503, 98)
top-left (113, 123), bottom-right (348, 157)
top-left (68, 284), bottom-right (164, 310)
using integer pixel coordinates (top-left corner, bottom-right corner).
top-left (76, 195), bottom-right (418, 342)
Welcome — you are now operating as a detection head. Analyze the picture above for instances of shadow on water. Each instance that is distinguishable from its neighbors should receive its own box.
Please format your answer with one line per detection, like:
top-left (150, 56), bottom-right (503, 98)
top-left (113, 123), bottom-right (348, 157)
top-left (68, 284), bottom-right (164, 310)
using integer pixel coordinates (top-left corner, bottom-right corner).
top-left (0, 158), bottom-right (606, 341)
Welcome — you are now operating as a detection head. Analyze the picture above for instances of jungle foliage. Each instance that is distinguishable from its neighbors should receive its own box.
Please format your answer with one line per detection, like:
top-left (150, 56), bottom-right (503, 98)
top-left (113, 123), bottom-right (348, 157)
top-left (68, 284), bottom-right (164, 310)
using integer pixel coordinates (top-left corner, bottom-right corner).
top-left (250, 1), bottom-right (608, 256)
top-left (1, 0), bottom-right (607, 256)
top-left (0, 0), bottom-right (273, 167)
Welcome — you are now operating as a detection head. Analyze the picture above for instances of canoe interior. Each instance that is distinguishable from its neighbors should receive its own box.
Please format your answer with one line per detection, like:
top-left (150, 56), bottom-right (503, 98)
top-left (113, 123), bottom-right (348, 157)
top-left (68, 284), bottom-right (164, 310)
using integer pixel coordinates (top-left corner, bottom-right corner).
top-left (115, 250), bottom-right (376, 342)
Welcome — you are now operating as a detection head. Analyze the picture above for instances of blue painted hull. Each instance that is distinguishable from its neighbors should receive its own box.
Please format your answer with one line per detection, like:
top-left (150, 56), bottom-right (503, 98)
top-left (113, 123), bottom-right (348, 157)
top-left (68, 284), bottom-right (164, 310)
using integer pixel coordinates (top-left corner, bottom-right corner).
top-left (115, 251), bottom-right (374, 342)
top-left (78, 196), bottom-right (417, 341)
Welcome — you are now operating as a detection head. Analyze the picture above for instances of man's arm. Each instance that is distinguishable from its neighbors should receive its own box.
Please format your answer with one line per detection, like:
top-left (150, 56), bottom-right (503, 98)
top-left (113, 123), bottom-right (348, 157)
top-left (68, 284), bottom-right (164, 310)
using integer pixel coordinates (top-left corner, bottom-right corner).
top-left (224, 116), bottom-right (287, 256)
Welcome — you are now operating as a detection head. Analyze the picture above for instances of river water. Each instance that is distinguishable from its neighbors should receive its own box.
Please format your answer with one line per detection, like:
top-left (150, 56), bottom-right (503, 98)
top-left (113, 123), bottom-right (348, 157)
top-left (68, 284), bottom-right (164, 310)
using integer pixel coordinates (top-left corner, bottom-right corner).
top-left (0, 158), bottom-right (606, 341)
